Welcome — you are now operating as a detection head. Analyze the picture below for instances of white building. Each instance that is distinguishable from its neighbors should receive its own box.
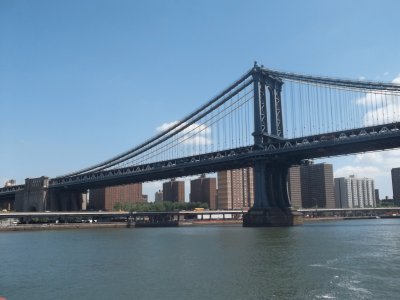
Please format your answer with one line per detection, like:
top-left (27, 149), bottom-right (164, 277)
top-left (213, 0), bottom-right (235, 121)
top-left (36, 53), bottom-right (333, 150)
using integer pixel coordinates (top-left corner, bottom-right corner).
top-left (334, 175), bottom-right (375, 208)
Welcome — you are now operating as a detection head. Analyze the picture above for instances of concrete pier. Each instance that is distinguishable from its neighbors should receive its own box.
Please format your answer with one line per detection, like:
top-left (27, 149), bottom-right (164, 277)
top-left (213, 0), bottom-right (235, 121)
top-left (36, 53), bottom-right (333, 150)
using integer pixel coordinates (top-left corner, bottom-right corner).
top-left (243, 208), bottom-right (303, 227)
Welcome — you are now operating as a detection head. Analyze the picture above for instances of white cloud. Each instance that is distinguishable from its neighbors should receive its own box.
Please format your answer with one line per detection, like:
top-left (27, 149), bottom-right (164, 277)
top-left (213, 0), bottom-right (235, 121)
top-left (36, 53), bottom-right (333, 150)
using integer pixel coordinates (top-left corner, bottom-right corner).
top-left (355, 152), bottom-right (384, 164)
top-left (353, 149), bottom-right (400, 170)
top-left (331, 149), bottom-right (400, 197)
top-left (362, 102), bottom-right (400, 126)
top-left (156, 120), bottom-right (212, 145)
top-left (359, 76), bottom-right (366, 81)
top-left (393, 75), bottom-right (400, 84)
top-left (386, 150), bottom-right (400, 158)
top-left (181, 135), bottom-right (212, 145)
top-left (357, 75), bottom-right (400, 106)
top-left (334, 165), bottom-right (383, 178)
top-left (356, 74), bottom-right (400, 126)
top-left (157, 121), bottom-right (211, 135)
top-left (184, 123), bottom-right (211, 135)
top-left (156, 121), bottom-right (179, 132)
top-left (356, 91), bottom-right (398, 107)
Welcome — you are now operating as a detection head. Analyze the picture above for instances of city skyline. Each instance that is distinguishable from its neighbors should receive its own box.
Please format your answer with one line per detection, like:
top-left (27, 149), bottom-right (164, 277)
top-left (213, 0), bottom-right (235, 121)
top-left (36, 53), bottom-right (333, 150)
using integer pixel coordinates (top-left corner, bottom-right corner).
top-left (137, 159), bottom-right (399, 202)
top-left (1, 1), bottom-right (400, 199)
top-left (91, 165), bottom-right (383, 210)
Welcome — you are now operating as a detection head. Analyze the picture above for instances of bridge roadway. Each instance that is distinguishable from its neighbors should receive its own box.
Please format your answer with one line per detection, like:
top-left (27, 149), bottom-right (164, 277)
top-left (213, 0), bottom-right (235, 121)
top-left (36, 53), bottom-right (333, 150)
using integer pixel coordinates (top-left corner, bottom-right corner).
top-left (48, 122), bottom-right (400, 190)
top-left (2, 208), bottom-right (399, 221)
top-left (299, 207), bottom-right (400, 215)
top-left (0, 185), bottom-right (25, 198)
top-left (0, 210), bottom-right (244, 220)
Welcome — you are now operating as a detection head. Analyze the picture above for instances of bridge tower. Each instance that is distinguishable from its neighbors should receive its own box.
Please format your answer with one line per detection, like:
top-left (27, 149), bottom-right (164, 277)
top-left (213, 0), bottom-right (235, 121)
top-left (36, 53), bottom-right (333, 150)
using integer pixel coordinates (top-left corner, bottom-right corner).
top-left (244, 64), bottom-right (303, 226)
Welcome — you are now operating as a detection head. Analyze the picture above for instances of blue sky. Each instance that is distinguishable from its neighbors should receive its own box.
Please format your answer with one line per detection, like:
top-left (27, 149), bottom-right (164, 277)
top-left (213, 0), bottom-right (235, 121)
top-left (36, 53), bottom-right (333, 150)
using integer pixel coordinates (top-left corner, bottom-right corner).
top-left (1, 0), bottom-right (400, 200)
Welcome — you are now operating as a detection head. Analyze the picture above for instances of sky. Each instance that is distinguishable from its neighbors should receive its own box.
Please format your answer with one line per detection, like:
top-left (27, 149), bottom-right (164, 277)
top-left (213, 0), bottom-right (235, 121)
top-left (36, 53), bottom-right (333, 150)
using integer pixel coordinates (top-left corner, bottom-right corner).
top-left (1, 0), bottom-right (400, 200)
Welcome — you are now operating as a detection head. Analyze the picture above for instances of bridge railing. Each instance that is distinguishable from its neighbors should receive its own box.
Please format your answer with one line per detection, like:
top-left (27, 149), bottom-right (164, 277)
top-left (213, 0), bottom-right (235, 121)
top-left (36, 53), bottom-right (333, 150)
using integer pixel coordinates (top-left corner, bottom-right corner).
top-left (0, 185), bottom-right (25, 196)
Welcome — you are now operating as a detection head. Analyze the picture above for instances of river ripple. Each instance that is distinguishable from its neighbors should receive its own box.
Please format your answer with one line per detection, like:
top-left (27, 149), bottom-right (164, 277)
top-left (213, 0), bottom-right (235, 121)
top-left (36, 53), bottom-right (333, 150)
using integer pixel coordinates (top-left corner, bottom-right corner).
top-left (0, 219), bottom-right (399, 300)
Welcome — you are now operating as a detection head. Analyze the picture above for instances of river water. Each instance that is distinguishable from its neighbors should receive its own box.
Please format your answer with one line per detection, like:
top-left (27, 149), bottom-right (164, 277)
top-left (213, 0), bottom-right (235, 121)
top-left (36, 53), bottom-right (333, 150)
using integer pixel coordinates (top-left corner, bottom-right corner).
top-left (1, 219), bottom-right (399, 300)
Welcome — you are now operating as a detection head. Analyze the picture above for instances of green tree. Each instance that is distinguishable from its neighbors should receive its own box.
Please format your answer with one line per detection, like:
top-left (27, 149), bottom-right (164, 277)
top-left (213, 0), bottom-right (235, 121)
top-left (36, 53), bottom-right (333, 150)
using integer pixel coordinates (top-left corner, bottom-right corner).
top-left (113, 201), bottom-right (210, 212)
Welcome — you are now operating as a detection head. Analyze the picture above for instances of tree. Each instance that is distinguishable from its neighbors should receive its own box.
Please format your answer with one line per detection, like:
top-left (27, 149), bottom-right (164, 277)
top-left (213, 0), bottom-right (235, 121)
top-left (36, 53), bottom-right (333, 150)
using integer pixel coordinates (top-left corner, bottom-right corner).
top-left (113, 201), bottom-right (210, 212)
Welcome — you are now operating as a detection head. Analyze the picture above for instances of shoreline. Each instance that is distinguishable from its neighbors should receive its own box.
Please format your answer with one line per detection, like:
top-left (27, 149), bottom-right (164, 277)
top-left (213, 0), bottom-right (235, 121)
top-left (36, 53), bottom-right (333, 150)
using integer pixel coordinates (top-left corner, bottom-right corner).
top-left (303, 216), bottom-right (345, 222)
top-left (0, 222), bottom-right (128, 231)
top-left (0, 216), bottom-right (391, 231)
top-left (0, 220), bottom-right (246, 231)
top-left (0, 221), bottom-right (244, 231)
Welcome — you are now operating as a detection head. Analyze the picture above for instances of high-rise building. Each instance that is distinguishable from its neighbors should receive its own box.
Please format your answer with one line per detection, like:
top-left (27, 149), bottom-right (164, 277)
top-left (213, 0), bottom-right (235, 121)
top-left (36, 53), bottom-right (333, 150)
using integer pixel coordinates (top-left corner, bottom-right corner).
top-left (334, 175), bottom-right (375, 208)
top-left (163, 179), bottom-right (185, 202)
top-left (374, 189), bottom-right (380, 205)
top-left (217, 167), bottom-right (254, 209)
top-left (90, 183), bottom-right (143, 211)
top-left (190, 175), bottom-right (216, 209)
top-left (391, 168), bottom-right (400, 202)
top-left (155, 190), bottom-right (163, 202)
top-left (300, 163), bottom-right (335, 208)
top-left (287, 166), bottom-right (302, 208)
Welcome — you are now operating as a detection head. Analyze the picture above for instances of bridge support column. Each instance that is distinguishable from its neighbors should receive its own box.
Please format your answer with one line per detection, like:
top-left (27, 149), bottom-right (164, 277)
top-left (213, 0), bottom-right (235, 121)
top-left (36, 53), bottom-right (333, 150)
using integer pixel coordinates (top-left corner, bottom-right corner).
top-left (245, 64), bottom-right (302, 226)
top-left (14, 177), bottom-right (49, 212)
top-left (48, 189), bottom-right (86, 211)
top-left (243, 162), bottom-right (303, 227)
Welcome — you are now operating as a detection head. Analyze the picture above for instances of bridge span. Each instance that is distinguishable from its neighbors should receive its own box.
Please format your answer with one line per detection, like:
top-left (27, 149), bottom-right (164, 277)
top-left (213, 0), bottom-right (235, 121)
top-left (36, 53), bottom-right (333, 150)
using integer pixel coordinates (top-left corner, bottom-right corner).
top-left (2, 63), bottom-right (400, 226)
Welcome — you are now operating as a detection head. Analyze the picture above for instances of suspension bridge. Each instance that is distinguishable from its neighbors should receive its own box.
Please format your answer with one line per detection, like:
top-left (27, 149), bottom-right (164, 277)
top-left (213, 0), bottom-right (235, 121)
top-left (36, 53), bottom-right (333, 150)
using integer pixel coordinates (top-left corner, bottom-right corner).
top-left (2, 63), bottom-right (400, 226)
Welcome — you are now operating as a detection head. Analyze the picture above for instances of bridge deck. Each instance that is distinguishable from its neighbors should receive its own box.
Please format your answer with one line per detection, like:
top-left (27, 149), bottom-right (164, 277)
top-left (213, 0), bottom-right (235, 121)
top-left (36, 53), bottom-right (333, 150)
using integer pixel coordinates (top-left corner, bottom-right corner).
top-left (47, 122), bottom-right (400, 190)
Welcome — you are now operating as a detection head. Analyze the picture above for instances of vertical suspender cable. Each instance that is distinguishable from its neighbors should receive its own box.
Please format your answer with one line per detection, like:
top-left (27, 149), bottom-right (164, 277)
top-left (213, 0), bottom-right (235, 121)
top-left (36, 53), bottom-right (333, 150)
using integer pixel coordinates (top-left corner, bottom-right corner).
top-left (333, 87), bottom-right (338, 131)
top-left (211, 108), bottom-right (214, 153)
top-left (361, 89), bottom-right (367, 127)
top-left (356, 89), bottom-right (362, 128)
top-left (316, 83), bottom-right (321, 135)
top-left (382, 91), bottom-right (387, 124)
top-left (230, 96), bottom-right (233, 148)
top-left (238, 92), bottom-right (241, 147)
top-left (299, 81), bottom-right (304, 136)
top-left (373, 91), bottom-right (379, 126)
top-left (283, 82), bottom-right (288, 137)
top-left (311, 83), bottom-right (316, 134)
top-left (291, 81), bottom-right (296, 137)
top-left (329, 86), bottom-right (334, 133)
top-left (307, 82), bottom-right (311, 135)
top-left (324, 85), bottom-right (328, 133)
top-left (339, 87), bottom-right (344, 130)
